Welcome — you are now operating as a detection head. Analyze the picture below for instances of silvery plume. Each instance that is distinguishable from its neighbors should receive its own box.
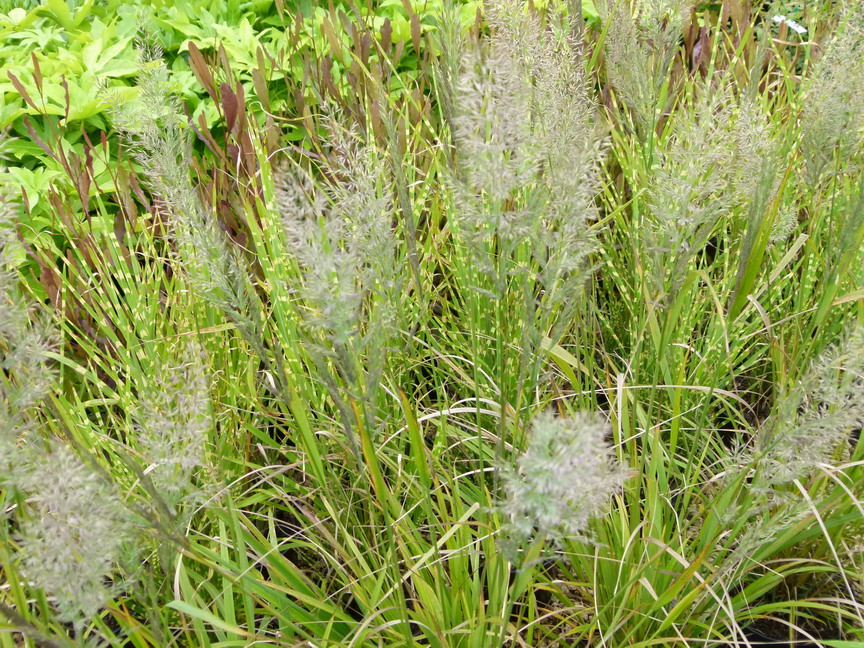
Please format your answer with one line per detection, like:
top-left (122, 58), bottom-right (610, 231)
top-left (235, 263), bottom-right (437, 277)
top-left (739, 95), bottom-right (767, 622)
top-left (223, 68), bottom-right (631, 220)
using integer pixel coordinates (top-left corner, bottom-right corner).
top-left (451, 0), bottom-right (544, 213)
top-left (500, 410), bottom-right (627, 547)
top-left (451, 43), bottom-right (536, 230)
top-left (448, 1), bottom-right (540, 255)
top-left (450, 0), bottom-right (602, 292)
top-left (278, 162), bottom-right (358, 349)
top-left (276, 113), bottom-right (399, 457)
top-left (598, 0), bottom-right (692, 133)
top-left (323, 111), bottom-right (399, 301)
top-left (756, 326), bottom-right (864, 485)
top-left (488, 0), bottom-right (602, 287)
top-left (730, 98), bottom-right (779, 203)
top-left (0, 190), bottom-right (56, 465)
top-left (645, 86), bottom-right (735, 284)
top-left (432, 0), bottom-right (465, 139)
top-left (135, 340), bottom-right (212, 510)
top-left (800, 4), bottom-right (864, 182)
top-left (278, 112), bottom-right (397, 351)
top-left (113, 45), bottom-right (257, 337)
top-left (646, 84), bottom-right (783, 289)
top-left (15, 442), bottom-right (130, 627)
top-left (729, 97), bottom-right (792, 246)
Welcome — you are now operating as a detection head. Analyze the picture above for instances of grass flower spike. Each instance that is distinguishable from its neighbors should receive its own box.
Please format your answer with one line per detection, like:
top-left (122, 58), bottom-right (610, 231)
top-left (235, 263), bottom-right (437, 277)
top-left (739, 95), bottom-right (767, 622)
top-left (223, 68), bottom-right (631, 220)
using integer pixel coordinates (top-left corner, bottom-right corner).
top-left (16, 442), bottom-right (129, 627)
top-left (757, 326), bottom-right (864, 485)
top-left (0, 192), bottom-right (56, 459)
top-left (500, 410), bottom-right (626, 545)
top-left (114, 45), bottom-right (258, 339)
top-left (801, 4), bottom-right (864, 181)
top-left (136, 340), bottom-right (212, 509)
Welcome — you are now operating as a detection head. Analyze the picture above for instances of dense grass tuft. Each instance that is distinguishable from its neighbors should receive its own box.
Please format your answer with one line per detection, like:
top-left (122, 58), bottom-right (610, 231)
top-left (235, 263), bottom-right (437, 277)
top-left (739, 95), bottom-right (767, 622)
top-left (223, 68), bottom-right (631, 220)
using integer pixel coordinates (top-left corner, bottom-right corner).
top-left (1, 1), bottom-right (864, 647)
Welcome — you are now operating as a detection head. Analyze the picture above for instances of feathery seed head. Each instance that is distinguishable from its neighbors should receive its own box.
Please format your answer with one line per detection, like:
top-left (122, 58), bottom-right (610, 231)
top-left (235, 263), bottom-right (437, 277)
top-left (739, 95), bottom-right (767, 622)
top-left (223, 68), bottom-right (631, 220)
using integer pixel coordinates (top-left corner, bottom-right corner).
top-left (451, 0), bottom-right (601, 289)
top-left (801, 5), bottom-right (864, 181)
top-left (432, 0), bottom-right (467, 135)
top-left (452, 44), bottom-right (536, 206)
top-left (1, 155), bottom-right (127, 631)
top-left (0, 192), bottom-right (56, 459)
top-left (278, 163), bottom-right (365, 348)
top-left (323, 113), bottom-right (397, 290)
top-left (598, 0), bottom-right (691, 131)
top-left (645, 88), bottom-right (735, 279)
top-left (136, 340), bottom-right (212, 506)
top-left (500, 410), bottom-right (626, 546)
top-left (757, 326), bottom-right (864, 484)
top-left (645, 86), bottom-right (783, 290)
top-left (277, 114), bottom-right (398, 349)
top-left (114, 50), bottom-right (255, 333)
top-left (16, 442), bottom-right (130, 626)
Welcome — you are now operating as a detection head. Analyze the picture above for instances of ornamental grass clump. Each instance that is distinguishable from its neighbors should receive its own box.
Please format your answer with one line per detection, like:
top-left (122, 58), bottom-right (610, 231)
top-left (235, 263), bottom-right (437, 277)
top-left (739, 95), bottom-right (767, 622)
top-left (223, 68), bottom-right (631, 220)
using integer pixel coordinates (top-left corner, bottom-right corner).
top-left (5, 1), bottom-right (864, 645)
